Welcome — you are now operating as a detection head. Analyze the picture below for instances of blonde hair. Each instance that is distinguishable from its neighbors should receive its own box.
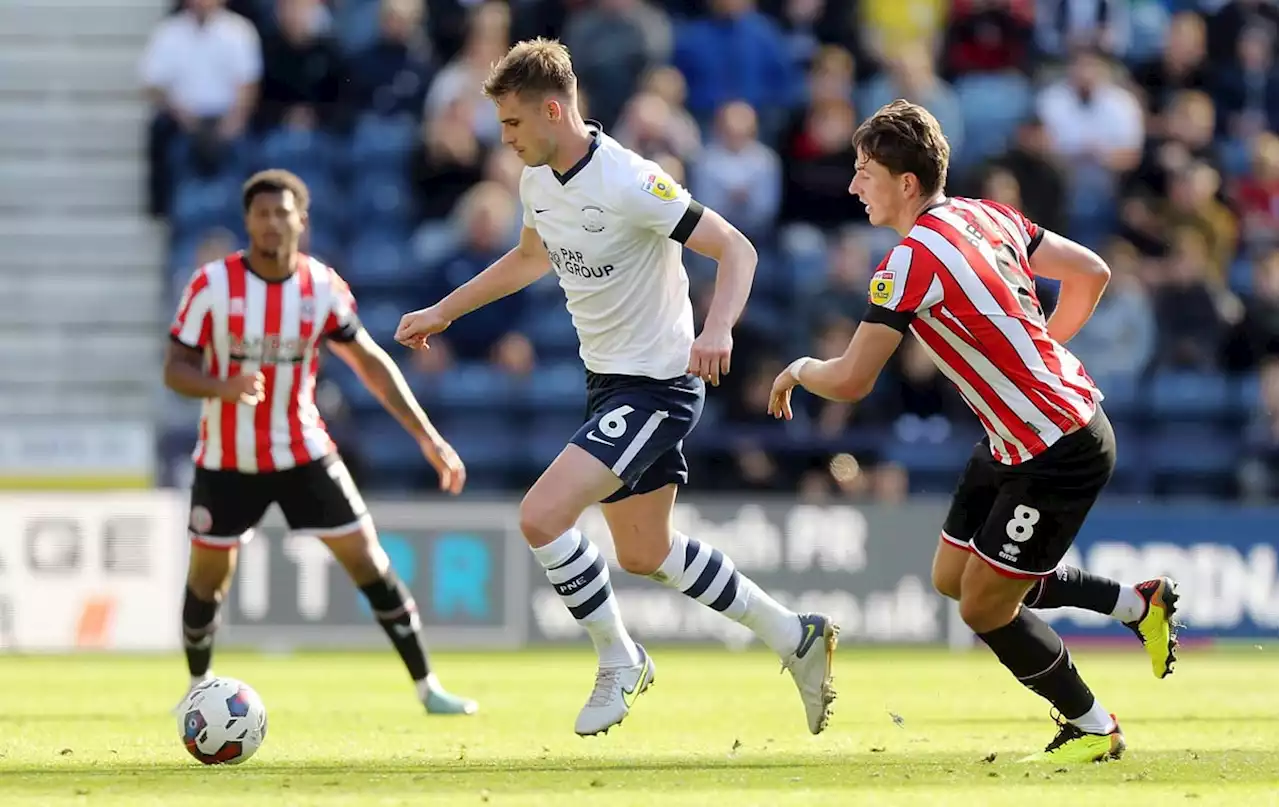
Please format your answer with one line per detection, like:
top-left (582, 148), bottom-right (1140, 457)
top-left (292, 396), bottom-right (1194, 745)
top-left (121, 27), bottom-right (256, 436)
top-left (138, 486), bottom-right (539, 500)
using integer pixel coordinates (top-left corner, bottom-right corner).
top-left (482, 37), bottom-right (576, 100)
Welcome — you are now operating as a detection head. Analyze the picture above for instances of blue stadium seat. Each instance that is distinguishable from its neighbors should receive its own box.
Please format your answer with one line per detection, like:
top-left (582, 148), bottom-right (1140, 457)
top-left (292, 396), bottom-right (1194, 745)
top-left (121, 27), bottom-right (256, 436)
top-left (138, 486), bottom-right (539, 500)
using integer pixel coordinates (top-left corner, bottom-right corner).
top-left (343, 231), bottom-right (415, 288)
top-left (1146, 426), bottom-right (1241, 497)
top-left (1092, 373), bottom-right (1141, 424)
top-left (434, 363), bottom-right (517, 410)
top-left (523, 307), bottom-right (580, 359)
top-left (319, 359), bottom-right (380, 412)
top-left (881, 436), bottom-right (976, 475)
top-left (1149, 371), bottom-right (1233, 421)
top-left (350, 113), bottom-right (418, 174)
top-left (1233, 373), bottom-right (1262, 420)
top-left (254, 127), bottom-right (341, 179)
top-left (333, 0), bottom-right (382, 55)
top-left (350, 173), bottom-right (416, 231)
top-left (954, 73), bottom-right (1032, 165)
top-left (359, 412), bottom-right (429, 472)
top-left (360, 300), bottom-right (409, 346)
top-left (519, 361), bottom-right (585, 412)
top-left (444, 415), bottom-right (520, 475)
top-left (171, 175), bottom-right (241, 235)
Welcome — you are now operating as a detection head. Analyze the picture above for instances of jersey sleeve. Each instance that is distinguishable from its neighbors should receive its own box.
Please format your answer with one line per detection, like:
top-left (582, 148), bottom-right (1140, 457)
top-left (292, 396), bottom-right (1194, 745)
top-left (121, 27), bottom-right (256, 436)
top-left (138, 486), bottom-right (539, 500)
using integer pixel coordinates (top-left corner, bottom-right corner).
top-left (169, 266), bottom-right (214, 350)
top-left (983, 200), bottom-right (1044, 256)
top-left (623, 163), bottom-right (704, 244)
top-left (519, 169), bottom-right (537, 230)
top-left (322, 268), bottom-right (362, 342)
top-left (861, 244), bottom-right (943, 333)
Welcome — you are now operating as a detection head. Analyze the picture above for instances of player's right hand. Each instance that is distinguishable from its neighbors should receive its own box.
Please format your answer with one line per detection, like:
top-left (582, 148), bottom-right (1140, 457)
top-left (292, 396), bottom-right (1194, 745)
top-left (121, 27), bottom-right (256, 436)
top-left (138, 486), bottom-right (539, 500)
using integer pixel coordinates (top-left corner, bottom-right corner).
top-left (218, 372), bottom-right (266, 405)
top-left (395, 306), bottom-right (452, 350)
top-left (420, 436), bottom-right (467, 495)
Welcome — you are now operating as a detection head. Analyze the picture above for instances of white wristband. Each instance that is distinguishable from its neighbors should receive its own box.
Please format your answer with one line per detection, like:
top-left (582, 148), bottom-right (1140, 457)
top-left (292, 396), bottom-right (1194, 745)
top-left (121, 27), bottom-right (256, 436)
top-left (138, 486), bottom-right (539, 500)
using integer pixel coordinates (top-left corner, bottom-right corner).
top-left (787, 357), bottom-right (815, 383)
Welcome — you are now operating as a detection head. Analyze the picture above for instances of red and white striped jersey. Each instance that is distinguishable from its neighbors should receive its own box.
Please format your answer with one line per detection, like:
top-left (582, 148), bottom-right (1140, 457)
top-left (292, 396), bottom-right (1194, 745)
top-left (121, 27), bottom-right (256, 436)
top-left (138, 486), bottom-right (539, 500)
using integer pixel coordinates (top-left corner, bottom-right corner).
top-left (865, 197), bottom-right (1103, 465)
top-left (169, 252), bottom-right (362, 473)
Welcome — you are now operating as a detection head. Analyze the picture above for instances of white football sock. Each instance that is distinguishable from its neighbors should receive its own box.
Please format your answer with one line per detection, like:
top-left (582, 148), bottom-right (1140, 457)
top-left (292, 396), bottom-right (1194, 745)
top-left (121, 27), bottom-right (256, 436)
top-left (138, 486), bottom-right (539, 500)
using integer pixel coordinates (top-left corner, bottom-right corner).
top-left (532, 528), bottom-right (640, 668)
top-left (1069, 699), bottom-right (1116, 734)
top-left (1111, 585), bottom-right (1147, 623)
top-left (650, 531), bottom-right (801, 656)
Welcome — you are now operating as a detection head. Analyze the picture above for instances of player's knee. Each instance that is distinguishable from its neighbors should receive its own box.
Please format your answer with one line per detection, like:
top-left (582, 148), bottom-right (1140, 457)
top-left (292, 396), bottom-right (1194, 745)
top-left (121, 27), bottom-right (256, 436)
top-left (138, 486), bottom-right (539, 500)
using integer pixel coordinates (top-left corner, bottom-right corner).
top-left (325, 529), bottom-right (387, 587)
top-left (518, 494), bottom-right (573, 548)
top-left (613, 537), bottom-right (668, 576)
top-left (958, 591), bottom-right (1022, 634)
top-left (932, 565), bottom-right (962, 601)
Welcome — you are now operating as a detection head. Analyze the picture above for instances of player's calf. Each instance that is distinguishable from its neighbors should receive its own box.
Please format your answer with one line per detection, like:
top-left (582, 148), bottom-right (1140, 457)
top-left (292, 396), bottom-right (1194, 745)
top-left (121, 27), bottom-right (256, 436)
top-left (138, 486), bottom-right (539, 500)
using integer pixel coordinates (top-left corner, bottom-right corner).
top-left (326, 528), bottom-right (477, 715)
top-left (182, 544), bottom-right (237, 686)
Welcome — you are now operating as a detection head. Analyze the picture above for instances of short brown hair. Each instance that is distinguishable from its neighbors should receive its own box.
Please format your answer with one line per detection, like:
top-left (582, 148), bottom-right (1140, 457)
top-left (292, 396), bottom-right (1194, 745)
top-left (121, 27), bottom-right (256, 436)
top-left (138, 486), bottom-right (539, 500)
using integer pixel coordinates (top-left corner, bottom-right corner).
top-left (482, 37), bottom-right (576, 100)
top-left (852, 99), bottom-right (950, 197)
top-left (242, 169), bottom-right (310, 212)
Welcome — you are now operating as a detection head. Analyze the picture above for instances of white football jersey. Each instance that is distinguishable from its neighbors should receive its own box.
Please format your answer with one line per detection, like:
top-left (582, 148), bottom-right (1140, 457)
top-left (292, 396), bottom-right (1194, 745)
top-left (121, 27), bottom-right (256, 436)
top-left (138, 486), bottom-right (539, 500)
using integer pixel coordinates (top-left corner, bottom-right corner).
top-left (520, 127), bottom-right (702, 379)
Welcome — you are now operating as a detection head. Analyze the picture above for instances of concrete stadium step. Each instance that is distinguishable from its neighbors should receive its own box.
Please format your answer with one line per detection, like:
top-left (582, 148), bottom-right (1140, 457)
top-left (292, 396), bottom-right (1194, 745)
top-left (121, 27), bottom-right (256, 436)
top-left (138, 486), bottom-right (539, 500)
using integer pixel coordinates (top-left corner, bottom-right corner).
top-left (0, 217), bottom-right (164, 268)
top-left (0, 45), bottom-right (142, 99)
top-left (0, 160), bottom-right (144, 213)
top-left (0, 0), bottom-right (164, 43)
top-left (0, 102), bottom-right (148, 156)
top-left (0, 329), bottom-right (160, 386)
top-left (0, 274), bottom-right (158, 327)
top-left (0, 387), bottom-right (155, 419)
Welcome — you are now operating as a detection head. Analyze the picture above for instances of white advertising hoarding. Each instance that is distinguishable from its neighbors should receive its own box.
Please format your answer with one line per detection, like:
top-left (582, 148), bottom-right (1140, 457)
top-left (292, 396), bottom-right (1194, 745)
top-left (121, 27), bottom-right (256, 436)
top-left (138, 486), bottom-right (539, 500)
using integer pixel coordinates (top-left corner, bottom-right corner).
top-left (0, 491), bottom-right (187, 651)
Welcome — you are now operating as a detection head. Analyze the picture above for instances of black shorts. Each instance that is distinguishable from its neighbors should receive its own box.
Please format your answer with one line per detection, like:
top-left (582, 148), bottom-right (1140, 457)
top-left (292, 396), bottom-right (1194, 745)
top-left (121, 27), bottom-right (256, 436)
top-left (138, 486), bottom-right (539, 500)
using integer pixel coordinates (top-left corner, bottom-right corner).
top-left (571, 371), bottom-right (705, 503)
top-left (188, 453), bottom-right (369, 549)
top-left (941, 407), bottom-right (1116, 578)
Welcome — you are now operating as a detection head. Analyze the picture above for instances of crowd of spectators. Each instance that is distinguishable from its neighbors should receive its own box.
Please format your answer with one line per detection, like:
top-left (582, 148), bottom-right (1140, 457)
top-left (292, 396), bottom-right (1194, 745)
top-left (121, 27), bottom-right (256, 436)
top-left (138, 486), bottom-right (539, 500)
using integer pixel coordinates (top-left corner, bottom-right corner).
top-left (144, 0), bottom-right (1279, 501)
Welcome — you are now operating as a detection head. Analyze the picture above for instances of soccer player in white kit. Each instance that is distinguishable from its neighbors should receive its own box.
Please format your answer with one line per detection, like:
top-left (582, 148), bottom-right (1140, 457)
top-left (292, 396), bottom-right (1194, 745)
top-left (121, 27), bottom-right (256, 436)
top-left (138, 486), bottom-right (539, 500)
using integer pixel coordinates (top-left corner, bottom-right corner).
top-left (396, 39), bottom-right (838, 737)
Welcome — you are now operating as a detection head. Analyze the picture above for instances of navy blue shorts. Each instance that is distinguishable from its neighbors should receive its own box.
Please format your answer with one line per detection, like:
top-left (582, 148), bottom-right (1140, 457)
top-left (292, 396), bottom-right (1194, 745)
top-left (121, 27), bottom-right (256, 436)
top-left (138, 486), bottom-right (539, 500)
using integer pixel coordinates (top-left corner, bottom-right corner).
top-left (571, 371), bottom-right (705, 503)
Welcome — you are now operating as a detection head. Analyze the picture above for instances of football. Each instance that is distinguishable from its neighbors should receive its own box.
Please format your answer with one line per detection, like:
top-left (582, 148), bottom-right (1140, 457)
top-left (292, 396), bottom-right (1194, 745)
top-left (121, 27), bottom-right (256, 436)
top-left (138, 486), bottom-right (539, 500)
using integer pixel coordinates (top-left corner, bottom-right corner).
top-left (177, 677), bottom-right (268, 765)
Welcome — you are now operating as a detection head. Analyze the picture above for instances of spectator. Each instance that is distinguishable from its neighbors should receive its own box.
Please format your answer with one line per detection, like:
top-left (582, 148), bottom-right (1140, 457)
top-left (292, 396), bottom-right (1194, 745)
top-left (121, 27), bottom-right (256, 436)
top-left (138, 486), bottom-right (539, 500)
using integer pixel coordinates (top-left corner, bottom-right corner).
top-left (942, 0), bottom-right (1035, 79)
top-left (1151, 227), bottom-right (1230, 370)
top-left (1126, 89), bottom-right (1220, 203)
top-left (857, 0), bottom-right (948, 69)
top-left (1230, 133), bottom-right (1279, 251)
top-left (692, 102), bottom-right (783, 243)
top-left (979, 117), bottom-right (1068, 234)
top-left (345, 0), bottom-right (434, 120)
top-left (779, 97), bottom-right (863, 230)
top-left (860, 43), bottom-right (966, 159)
top-left (410, 97), bottom-right (488, 223)
top-left (1238, 358), bottom-right (1279, 500)
top-left (1034, 0), bottom-right (1132, 60)
top-left (1159, 161), bottom-right (1239, 285)
top-left (418, 183), bottom-right (533, 376)
top-left (254, 0), bottom-right (347, 133)
top-left (1205, 0), bottom-right (1279, 66)
top-left (140, 0), bottom-right (261, 216)
top-left (672, 0), bottom-right (801, 138)
top-left (717, 358), bottom-right (794, 492)
top-left (1211, 23), bottom-right (1280, 140)
top-left (563, 0), bottom-right (672, 129)
top-left (424, 1), bottom-right (511, 146)
top-left (1223, 250), bottom-right (1279, 373)
top-left (882, 339), bottom-right (969, 444)
top-left (798, 228), bottom-right (873, 333)
top-left (1131, 11), bottom-right (1210, 119)
top-left (612, 91), bottom-right (702, 161)
top-left (1069, 239), bottom-right (1157, 379)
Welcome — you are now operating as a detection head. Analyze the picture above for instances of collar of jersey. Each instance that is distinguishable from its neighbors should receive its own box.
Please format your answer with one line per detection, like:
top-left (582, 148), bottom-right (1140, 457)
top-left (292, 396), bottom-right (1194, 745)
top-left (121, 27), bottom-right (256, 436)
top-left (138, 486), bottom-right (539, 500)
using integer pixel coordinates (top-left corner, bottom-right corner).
top-left (552, 121), bottom-right (603, 186)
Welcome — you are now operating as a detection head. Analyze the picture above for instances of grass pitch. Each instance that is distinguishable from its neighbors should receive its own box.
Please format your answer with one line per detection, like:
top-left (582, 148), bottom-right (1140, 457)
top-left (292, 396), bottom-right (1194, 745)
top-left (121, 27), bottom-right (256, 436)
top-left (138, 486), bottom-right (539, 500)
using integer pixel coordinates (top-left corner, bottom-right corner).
top-left (0, 646), bottom-right (1275, 806)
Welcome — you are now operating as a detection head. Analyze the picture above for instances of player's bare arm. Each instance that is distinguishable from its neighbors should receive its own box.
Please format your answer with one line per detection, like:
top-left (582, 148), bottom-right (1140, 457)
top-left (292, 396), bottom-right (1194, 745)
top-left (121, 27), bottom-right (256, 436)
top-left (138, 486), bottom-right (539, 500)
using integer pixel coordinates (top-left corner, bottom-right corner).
top-left (395, 226), bottom-right (550, 349)
top-left (1030, 230), bottom-right (1112, 344)
top-left (681, 207), bottom-right (758, 386)
top-left (768, 322), bottom-right (904, 420)
top-left (328, 329), bottom-right (466, 494)
top-left (162, 341), bottom-right (265, 405)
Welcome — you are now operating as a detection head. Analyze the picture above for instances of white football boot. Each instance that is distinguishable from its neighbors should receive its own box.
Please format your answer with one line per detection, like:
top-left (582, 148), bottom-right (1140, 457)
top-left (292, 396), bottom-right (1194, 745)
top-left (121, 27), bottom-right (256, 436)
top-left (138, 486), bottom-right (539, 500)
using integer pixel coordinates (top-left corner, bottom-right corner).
top-left (574, 645), bottom-right (655, 736)
top-left (781, 613), bottom-right (839, 734)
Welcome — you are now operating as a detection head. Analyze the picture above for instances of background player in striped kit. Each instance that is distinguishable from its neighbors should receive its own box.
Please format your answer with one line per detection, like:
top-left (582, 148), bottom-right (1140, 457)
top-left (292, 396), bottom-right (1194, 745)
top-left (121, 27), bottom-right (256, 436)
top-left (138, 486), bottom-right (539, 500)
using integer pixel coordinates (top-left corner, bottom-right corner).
top-left (769, 101), bottom-right (1178, 764)
top-left (164, 170), bottom-right (477, 716)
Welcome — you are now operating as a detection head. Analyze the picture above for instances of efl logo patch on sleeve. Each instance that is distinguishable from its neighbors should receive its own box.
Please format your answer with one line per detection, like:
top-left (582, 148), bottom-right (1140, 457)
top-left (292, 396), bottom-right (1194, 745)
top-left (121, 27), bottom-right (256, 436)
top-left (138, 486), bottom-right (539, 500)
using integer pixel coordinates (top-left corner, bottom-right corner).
top-left (641, 172), bottom-right (679, 202)
top-left (869, 270), bottom-right (895, 306)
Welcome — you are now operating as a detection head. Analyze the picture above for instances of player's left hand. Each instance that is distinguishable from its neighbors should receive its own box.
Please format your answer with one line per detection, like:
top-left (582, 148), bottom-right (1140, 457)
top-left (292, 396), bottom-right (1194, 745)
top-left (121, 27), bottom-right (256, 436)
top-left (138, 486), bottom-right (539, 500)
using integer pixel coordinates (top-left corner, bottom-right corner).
top-left (420, 436), bottom-right (467, 495)
top-left (688, 326), bottom-right (732, 386)
top-left (767, 368), bottom-right (798, 420)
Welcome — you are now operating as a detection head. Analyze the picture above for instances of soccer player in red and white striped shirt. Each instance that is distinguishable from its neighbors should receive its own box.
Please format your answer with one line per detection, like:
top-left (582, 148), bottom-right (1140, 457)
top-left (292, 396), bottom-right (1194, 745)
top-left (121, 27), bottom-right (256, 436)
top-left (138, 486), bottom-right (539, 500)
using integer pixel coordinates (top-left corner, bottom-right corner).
top-left (164, 170), bottom-right (476, 716)
top-left (769, 101), bottom-right (1178, 763)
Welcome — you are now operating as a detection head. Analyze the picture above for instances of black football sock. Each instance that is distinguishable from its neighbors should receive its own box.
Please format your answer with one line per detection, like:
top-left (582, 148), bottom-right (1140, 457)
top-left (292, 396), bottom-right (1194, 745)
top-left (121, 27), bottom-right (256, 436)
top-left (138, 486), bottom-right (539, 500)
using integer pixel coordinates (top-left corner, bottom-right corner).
top-left (360, 570), bottom-right (431, 682)
top-left (975, 607), bottom-right (1096, 722)
top-left (1023, 565), bottom-right (1121, 615)
top-left (182, 586), bottom-right (221, 678)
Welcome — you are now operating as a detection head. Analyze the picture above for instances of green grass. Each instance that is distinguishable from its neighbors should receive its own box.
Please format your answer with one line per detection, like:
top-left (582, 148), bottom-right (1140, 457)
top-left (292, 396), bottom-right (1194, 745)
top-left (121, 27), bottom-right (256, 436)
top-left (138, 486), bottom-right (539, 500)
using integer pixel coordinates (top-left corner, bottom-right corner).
top-left (0, 646), bottom-right (1276, 806)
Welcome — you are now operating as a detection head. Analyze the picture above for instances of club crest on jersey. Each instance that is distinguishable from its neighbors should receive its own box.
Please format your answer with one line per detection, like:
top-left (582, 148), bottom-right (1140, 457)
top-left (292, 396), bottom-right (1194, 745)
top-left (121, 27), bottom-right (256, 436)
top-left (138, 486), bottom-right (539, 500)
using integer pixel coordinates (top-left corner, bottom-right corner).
top-left (581, 205), bottom-right (606, 233)
top-left (869, 270), bottom-right (895, 306)
top-left (641, 172), bottom-right (679, 202)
